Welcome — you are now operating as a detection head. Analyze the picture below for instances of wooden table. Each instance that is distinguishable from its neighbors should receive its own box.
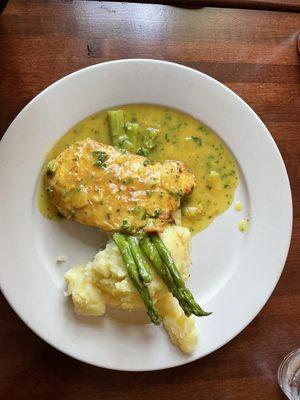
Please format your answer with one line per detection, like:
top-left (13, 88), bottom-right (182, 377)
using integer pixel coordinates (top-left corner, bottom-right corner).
top-left (113, 0), bottom-right (300, 12)
top-left (1, 1), bottom-right (299, 399)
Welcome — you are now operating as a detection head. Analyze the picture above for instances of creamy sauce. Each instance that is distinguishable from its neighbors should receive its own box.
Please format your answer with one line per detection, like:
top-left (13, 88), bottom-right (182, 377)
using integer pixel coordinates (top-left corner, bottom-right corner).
top-left (38, 104), bottom-right (238, 234)
top-left (238, 219), bottom-right (248, 233)
top-left (234, 201), bottom-right (243, 212)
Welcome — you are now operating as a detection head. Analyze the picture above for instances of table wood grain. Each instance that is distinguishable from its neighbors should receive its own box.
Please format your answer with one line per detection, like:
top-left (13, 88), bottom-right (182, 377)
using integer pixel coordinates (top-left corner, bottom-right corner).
top-left (108, 0), bottom-right (300, 12)
top-left (0, 1), bottom-right (299, 399)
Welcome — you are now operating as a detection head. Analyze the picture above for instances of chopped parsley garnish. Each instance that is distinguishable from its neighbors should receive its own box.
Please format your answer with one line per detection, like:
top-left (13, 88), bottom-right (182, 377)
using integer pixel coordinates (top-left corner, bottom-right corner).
top-left (118, 135), bottom-right (132, 149)
top-left (45, 186), bottom-right (53, 193)
top-left (121, 177), bottom-right (133, 184)
top-left (153, 208), bottom-right (162, 218)
top-left (46, 162), bottom-right (56, 177)
top-left (120, 219), bottom-right (131, 233)
top-left (93, 151), bottom-right (108, 169)
top-left (137, 147), bottom-right (149, 157)
top-left (143, 159), bottom-right (155, 167)
top-left (141, 210), bottom-right (148, 220)
top-left (57, 211), bottom-right (65, 219)
top-left (191, 136), bottom-right (202, 146)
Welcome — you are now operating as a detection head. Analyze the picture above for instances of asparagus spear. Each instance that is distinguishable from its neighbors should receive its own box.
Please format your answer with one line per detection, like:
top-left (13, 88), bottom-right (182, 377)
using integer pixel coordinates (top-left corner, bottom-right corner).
top-left (126, 235), bottom-right (152, 284)
top-left (108, 110), bottom-right (159, 156)
top-left (108, 110), bottom-right (134, 152)
top-left (112, 233), bottom-right (161, 325)
top-left (138, 233), bottom-right (192, 317)
top-left (142, 127), bottom-right (158, 150)
top-left (151, 235), bottom-right (185, 288)
top-left (178, 288), bottom-right (211, 317)
top-left (125, 122), bottom-right (139, 152)
top-left (151, 235), bottom-right (211, 317)
top-left (107, 110), bottom-right (126, 147)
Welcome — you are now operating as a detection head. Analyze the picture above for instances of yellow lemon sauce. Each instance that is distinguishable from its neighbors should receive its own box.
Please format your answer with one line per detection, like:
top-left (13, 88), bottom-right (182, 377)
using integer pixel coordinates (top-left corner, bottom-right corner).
top-left (38, 104), bottom-right (238, 234)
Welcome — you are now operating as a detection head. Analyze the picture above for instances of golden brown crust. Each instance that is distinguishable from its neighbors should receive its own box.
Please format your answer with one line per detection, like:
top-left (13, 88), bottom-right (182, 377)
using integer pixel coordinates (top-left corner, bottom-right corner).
top-left (45, 138), bottom-right (195, 233)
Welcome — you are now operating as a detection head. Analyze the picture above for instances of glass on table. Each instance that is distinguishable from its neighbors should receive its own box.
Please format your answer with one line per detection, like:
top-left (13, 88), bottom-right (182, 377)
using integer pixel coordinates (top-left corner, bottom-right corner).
top-left (278, 349), bottom-right (300, 399)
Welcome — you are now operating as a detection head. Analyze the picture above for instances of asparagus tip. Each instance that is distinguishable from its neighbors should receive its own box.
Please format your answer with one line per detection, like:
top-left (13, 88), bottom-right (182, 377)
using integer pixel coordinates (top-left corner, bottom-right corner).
top-left (148, 311), bottom-right (162, 325)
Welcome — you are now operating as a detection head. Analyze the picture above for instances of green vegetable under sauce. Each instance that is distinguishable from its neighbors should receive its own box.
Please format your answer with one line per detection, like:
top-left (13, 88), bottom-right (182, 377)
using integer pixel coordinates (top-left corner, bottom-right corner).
top-left (38, 104), bottom-right (239, 234)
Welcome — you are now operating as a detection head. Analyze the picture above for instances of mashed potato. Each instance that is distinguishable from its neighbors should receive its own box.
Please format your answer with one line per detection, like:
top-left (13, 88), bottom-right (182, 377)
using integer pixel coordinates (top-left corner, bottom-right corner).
top-left (65, 225), bottom-right (198, 353)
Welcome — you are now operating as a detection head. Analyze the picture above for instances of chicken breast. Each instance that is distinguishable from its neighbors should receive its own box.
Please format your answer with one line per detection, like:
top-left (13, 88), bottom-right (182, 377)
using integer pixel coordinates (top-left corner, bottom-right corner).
top-left (45, 138), bottom-right (195, 232)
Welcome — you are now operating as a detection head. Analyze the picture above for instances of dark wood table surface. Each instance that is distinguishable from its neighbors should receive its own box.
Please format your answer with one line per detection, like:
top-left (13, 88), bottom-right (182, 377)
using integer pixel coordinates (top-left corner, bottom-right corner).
top-left (1, 1), bottom-right (299, 399)
top-left (111, 0), bottom-right (300, 12)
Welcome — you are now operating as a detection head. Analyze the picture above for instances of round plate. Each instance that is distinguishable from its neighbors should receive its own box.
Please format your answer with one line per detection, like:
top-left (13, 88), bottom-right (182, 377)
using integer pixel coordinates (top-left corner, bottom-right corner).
top-left (0, 60), bottom-right (292, 371)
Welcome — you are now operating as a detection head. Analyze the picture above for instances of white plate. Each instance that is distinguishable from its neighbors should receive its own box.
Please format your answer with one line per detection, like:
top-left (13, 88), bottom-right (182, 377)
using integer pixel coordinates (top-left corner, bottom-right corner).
top-left (0, 60), bottom-right (292, 371)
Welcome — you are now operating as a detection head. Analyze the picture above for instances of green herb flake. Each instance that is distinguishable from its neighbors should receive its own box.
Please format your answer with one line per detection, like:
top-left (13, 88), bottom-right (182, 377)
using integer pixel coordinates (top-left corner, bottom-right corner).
top-left (45, 186), bottom-right (53, 194)
top-left (46, 162), bottom-right (56, 177)
top-left (191, 136), bottom-right (202, 146)
top-left (120, 219), bottom-right (131, 233)
top-left (132, 206), bottom-right (141, 213)
top-left (141, 210), bottom-right (147, 220)
top-left (118, 135), bottom-right (132, 149)
top-left (143, 159), bottom-right (155, 167)
top-left (57, 211), bottom-right (65, 219)
top-left (153, 208), bottom-right (162, 218)
top-left (93, 151), bottom-right (108, 169)
top-left (137, 147), bottom-right (149, 157)
top-left (121, 177), bottom-right (133, 185)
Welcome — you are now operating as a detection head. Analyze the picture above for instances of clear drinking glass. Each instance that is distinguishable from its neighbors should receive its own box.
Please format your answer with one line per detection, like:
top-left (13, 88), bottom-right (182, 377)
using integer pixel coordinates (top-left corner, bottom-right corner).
top-left (278, 349), bottom-right (300, 399)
